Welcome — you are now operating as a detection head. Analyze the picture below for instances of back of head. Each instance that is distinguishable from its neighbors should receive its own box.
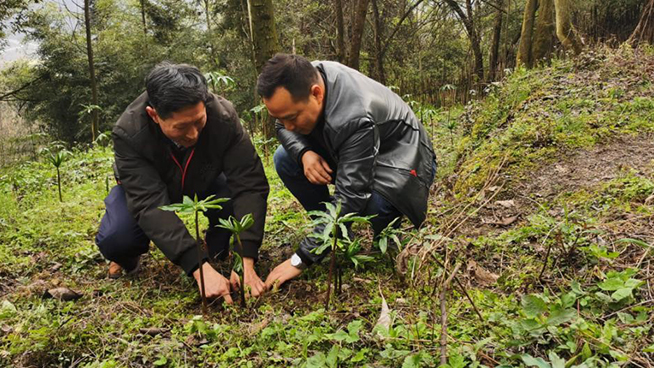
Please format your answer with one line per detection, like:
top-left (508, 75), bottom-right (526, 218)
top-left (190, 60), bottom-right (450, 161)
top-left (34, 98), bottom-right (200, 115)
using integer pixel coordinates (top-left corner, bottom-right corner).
top-left (145, 62), bottom-right (210, 119)
top-left (256, 54), bottom-right (318, 101)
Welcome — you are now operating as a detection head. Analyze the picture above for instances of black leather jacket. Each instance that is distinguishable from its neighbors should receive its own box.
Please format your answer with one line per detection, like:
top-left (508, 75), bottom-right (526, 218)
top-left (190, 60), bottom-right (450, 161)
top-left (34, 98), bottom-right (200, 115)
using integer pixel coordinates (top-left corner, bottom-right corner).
top-left (113, 92), bottom-right (269, 274)
top-left (277, 61), bottom-right (436, 264)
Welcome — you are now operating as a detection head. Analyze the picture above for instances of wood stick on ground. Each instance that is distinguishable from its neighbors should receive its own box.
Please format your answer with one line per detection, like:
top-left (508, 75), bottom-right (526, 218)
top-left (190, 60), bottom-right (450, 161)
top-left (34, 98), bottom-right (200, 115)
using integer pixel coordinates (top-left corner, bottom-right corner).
top-left (440, 262), bottom-right (462, 366)
top-left (430, 254), bottom-right (484, 323)
top-left (538, 230), bottom-right (558, 281)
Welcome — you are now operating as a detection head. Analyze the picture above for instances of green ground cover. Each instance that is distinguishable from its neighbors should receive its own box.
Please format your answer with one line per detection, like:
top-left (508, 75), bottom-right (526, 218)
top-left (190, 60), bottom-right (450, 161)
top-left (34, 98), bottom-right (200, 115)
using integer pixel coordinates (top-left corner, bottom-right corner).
top-left (1, 47), bottom-right (653, 367)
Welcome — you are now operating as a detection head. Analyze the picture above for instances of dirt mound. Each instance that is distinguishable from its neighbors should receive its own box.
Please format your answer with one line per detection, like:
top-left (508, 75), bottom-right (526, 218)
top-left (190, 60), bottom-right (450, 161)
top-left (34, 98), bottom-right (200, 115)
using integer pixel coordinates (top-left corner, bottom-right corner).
top-left (519, 134), bottom-right (654, 201)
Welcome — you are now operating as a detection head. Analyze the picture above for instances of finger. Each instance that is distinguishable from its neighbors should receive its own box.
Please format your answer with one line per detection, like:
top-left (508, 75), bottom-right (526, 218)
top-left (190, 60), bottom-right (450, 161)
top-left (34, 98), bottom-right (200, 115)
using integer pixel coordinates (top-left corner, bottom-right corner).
top-left (222, 292), bottom-right (233, 304)
top-left (230, 274), bottom-right (240, 291)
top-left (309, 168), bottom-right (330, 185)
top-left (320, 159), bottom-right (333, 174)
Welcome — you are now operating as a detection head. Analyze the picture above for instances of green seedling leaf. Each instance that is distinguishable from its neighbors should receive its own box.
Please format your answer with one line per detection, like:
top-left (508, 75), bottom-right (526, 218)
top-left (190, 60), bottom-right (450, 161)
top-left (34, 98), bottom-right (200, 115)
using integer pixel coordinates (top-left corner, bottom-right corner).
top-left (546, 308), bottom-right (576, 326)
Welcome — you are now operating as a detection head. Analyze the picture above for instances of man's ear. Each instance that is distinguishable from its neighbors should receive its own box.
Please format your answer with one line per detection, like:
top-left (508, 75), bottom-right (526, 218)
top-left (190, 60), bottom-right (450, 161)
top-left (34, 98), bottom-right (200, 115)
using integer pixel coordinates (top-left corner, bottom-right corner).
top-left (145, 106), bottom-right (160, 125)
top-left (310, 84), bottom-right (324, 104)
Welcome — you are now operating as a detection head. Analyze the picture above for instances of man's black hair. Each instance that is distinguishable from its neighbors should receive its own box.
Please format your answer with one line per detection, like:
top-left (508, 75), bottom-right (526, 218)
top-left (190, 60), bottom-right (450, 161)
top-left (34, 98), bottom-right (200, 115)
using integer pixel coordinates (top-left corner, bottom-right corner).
top-left (145, 62), bottom-right (211, 119)
top-left (256, 54), bottom-right (319, 101)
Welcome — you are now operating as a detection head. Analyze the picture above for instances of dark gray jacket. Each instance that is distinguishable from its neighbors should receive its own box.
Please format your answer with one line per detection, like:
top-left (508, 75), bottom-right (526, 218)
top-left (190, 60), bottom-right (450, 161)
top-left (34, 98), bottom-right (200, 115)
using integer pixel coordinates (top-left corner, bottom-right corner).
top-left (277, 61), bottom-right (436, 264)
top-left (113, 92), bottom-right (269, 274)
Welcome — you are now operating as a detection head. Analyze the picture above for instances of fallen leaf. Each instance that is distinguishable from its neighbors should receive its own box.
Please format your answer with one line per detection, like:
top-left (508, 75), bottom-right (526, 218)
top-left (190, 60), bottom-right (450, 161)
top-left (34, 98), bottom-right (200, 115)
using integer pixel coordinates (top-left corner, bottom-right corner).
top-left (495, 200), bottom-right (515, 208)
top-left (139, 327), bottom-right (170, 336)
top-left (645, 194), bottom-right (654, 205)
top-left (482, 215), bottom-right (518, 226)
top-left (43, 287), bottom-right (82, 301)
top-left (475, 267), bottom-right (499, 286)
top-left (247, 318), bottom-right (270, 335)
top-left (375, 292), bottom-right (391, 339)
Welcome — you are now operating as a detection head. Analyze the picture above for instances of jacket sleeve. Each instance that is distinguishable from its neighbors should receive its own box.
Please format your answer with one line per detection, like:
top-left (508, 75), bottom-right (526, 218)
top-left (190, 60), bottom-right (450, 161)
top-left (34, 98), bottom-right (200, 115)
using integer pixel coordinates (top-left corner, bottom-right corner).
top-left (113, 128), bottom-right (202, 275)
top-left (296, 118), bottom-right (378, 265)
top-left (221, 103), bottom-right (270, 260)
top-left (276, 120), bottom-right (312, 164)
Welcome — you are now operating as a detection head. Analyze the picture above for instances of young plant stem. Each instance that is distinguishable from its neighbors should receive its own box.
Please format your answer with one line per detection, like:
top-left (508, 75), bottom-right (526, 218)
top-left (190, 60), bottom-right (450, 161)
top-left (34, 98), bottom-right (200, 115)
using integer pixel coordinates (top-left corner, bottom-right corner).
top-left (195, 211), bottom-right (207, 314)
top-left (324, 225), bottom-right (339, 310)
top-left (235, 234), bottom-right (246, 307)
top-left (56, 166), bottom-right (62, 202)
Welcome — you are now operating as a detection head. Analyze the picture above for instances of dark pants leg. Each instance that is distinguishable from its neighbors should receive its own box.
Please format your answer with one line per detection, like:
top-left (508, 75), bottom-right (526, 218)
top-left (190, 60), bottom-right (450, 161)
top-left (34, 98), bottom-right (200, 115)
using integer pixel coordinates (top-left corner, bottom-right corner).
top-left (274, 145), bottom-right (403, 237)
top-left (96, 185), bottom-right (149, 271)
top-left (96, 174), bottom-right (234, 269)
top-left (273, 145), bottom-right (332, 212)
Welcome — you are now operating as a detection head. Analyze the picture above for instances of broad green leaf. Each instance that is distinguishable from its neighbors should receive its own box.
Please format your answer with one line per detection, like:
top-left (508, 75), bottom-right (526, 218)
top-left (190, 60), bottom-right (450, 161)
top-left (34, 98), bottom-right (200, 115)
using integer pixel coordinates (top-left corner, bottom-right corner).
top-left (548, 352), bottom-right (565, 368)
top-left (379, 237), bottom-right (388, 254)
top-left (611, 288), bottom-right (633, 301)
top-left (598, 278), bottom-right (624, 291)
top-left (401, 353), bottom-right (423, 368)
top-left (522, 295), bottom-right (547, 318)
top-left (521, 354), bottom-right (551, 368)
top-left (546, 308), bottom-right (575, 326)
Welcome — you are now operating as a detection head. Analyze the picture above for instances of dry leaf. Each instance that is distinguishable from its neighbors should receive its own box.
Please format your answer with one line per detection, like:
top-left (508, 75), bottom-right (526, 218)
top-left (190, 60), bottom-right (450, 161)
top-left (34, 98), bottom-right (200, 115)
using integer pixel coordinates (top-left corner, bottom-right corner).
top-left (374, 293), bottom-right (391, 339)
top-left (139, 327), bottom-right (170, 336)
top-left (43, 287), bottom-right (82, 301)
top-left (483, 216), bottom-right (518, 226)
top-left (495, 200), bottom-right (515, 208)
top-left (247, 318), bottom-right (270, 335)
top-left (645, 193), bottom-right (654, 205)
top-left (474, 267), bottom-right (499, 286)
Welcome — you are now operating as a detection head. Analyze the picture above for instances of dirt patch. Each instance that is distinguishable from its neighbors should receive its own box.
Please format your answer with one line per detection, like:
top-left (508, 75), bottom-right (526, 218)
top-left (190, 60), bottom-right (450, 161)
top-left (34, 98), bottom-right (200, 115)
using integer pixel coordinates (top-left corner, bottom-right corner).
top-left (518, 134), bottom-right (654, 202)
top-left (445, 135), bottom-right (654, 239)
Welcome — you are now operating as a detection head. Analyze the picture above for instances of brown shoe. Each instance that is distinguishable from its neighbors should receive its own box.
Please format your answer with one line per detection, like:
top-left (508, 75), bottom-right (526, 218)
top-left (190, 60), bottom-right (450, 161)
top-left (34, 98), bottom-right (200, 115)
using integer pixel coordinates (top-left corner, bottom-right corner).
top-left (108, 262), bottom-right (123, 279)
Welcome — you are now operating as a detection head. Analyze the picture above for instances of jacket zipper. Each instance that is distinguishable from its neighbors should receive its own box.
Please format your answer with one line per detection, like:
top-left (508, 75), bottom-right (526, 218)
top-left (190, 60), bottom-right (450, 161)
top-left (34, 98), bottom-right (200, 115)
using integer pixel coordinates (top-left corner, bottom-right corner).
top-left (170, 148), bottom-right (196, 192)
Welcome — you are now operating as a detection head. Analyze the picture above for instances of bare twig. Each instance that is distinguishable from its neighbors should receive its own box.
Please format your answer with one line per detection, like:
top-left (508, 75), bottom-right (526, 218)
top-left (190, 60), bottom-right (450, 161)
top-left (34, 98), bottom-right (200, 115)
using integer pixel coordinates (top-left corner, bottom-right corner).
top-left (439, 262), bottom-right (461, 366)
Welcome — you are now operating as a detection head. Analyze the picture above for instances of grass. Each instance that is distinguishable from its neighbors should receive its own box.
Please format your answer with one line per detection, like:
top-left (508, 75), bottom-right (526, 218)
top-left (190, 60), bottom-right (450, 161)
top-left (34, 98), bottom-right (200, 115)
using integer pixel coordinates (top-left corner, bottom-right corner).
top-left (1, 46), bottom-right (654, 367)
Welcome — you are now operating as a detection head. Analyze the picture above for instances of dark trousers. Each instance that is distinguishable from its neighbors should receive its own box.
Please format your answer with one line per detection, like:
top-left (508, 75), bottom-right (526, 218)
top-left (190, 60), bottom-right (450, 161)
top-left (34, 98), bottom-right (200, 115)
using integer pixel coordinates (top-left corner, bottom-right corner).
top-left (273, 145), bottom-right (403, 236)
top-left (95, 174), bottom-right (233, 271)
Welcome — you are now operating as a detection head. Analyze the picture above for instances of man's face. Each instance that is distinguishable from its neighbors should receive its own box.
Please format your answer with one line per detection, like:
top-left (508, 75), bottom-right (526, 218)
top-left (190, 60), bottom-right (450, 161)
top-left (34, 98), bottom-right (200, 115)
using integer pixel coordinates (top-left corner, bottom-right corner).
top-left (263, 85), bottom-right (324, 135)
top-left (146, 101), bottom-right (207, 148)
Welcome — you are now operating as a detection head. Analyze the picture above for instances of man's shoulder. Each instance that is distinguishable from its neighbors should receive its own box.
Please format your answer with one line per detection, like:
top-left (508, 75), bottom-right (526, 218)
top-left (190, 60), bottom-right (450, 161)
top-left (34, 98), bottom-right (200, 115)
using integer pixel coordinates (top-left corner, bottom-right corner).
top-left (114, 92), bottom-right (150, 139)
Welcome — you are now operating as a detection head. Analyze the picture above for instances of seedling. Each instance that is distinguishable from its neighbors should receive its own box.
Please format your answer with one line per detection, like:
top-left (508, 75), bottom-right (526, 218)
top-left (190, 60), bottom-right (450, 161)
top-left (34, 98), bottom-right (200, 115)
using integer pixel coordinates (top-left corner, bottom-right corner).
top-left (160, 195), bottom-right (229, 313)
top-left (309, 201), bottom-right (373, 309)
top-left (216, 213), bottom-right (254, 307)
top-left (42, 147), bottom-right (71, 202)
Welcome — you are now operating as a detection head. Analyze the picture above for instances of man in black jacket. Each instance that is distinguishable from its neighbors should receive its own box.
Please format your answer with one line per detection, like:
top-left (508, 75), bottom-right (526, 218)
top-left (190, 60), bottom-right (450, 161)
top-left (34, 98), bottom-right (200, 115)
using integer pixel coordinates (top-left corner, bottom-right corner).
top-left (95, 62), bottom-right (269, 303)
top-left (258, 54), bottom-right (436, 288)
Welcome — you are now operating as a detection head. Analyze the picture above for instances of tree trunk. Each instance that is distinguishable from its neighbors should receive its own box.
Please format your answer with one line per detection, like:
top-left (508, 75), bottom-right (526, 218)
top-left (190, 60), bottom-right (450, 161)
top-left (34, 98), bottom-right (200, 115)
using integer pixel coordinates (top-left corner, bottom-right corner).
top-left (248, 0), bottom-right (280, 139)
top-left (532, 0), bottom-right (555, 63)
top-left (444, 0), bottom-right (483, 83)
top-left (347, 0), bottom-right (370, 70)
top-left (629, 0), bottom-right (654, 45)
top-left (203, 0), bottom-right (212, 32)
top-left (466, 0), bottom-right (484, 84)
top-left (488, 0), bottom-right (503, 82)
top-left (554, 0), bottom-right (582, 54)
top-left (371, 0), bottom-right (386, 84)
top-left (335, 0), bottom-right (346, 63)
top-left (139, 0), bottom-right (147, 39)
top-left (83, 0), bottom-right (99, 142)
top-left (516, 0), bottom-right (538, 68)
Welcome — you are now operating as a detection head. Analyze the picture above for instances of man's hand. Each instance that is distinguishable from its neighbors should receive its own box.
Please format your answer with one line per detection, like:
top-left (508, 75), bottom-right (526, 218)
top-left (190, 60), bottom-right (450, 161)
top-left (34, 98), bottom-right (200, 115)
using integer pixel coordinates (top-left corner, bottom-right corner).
top-left (301, 151), bottom-right (333, 185)
top-left (193, 262), bottom-right (233, 304)
top-left (264, 258), bottom-right (303, 290)
top-left (229, 257), bottom-right (267, 298)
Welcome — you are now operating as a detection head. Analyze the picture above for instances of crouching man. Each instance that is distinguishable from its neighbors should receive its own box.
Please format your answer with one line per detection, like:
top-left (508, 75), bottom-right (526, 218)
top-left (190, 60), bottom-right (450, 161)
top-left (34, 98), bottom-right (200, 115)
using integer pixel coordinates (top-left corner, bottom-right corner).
top-left (96, 62), bottom-right (269, 303)
top-left (258, 54), bottom-right (436, 287)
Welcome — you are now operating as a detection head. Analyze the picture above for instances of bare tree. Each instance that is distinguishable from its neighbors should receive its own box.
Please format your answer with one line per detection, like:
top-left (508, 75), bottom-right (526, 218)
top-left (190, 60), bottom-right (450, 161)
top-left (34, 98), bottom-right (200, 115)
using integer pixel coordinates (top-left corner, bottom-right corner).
top-left (628, 0), bottom-right (654, 45)
top-left (443, 0), bottom-right (484, 83)
top-left (83, 0), bottom-right (99, 142)
top-left (347, 0), bottom-right (371, 70)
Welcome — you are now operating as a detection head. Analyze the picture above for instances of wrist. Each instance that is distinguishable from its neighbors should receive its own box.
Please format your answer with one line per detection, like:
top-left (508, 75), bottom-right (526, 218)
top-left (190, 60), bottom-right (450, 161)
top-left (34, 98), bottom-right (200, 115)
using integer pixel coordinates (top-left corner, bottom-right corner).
top-left (192, 261), bottom-right (208, 281)
top-left (242, 257), bottom-right (255, 270)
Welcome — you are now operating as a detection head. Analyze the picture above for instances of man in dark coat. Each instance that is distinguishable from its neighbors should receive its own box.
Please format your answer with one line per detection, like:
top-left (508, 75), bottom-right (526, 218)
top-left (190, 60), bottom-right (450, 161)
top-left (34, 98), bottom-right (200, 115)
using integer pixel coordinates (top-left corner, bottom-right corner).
top-left (258, 54), bottom-right (436, 288)
top-left (96, 62), bottom-right (269, 303)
